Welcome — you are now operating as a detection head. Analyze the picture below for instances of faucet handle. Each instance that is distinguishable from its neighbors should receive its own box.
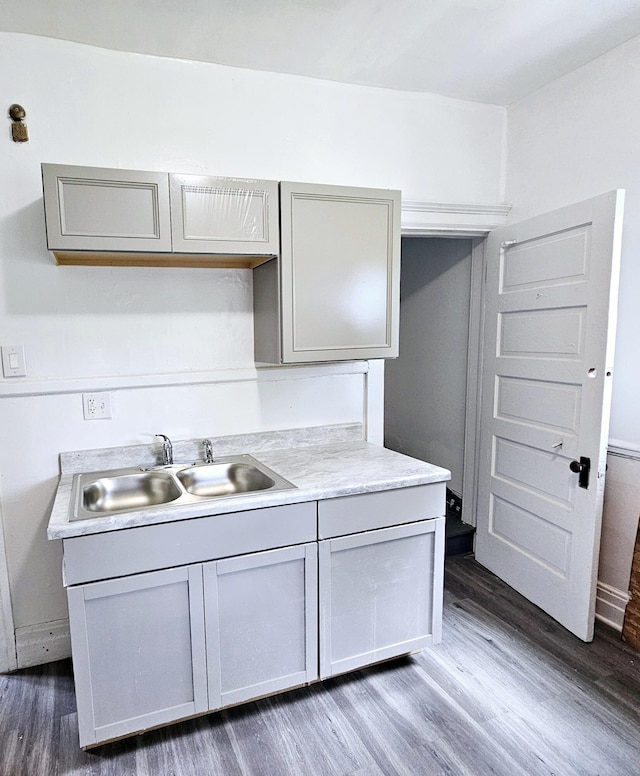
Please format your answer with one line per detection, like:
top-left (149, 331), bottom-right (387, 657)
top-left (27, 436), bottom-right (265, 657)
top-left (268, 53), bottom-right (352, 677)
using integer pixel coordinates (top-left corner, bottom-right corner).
top-left (203, 438), bottom-right (214, 464)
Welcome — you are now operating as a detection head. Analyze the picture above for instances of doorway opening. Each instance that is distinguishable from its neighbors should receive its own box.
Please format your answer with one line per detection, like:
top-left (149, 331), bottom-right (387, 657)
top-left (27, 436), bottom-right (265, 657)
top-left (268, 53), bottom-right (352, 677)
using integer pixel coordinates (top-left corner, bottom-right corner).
top-left (384, 236), bottom-right (475, 555)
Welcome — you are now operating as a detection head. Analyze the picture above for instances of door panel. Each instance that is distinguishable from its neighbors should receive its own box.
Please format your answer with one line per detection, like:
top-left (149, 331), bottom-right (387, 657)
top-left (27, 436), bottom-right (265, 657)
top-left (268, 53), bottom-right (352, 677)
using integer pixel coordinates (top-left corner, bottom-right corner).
top-left (279, 181), bottom-right (401, 362)
top-left (67, 565), bottom-right (207, 747)
top-left (319, 518), bottom-right (444, 679)
top-left (475, 191), bottom-right (624, 641)
top-left (204, 543), bottom-right (318, 710)
top-left (169, 174), bottom-right (279, 255)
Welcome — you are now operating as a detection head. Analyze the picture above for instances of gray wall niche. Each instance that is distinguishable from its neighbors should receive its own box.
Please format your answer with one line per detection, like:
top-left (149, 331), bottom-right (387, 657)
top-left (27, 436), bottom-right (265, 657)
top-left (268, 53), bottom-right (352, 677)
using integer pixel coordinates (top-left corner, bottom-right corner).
top-left (384, 237), bottom-right (472, 496)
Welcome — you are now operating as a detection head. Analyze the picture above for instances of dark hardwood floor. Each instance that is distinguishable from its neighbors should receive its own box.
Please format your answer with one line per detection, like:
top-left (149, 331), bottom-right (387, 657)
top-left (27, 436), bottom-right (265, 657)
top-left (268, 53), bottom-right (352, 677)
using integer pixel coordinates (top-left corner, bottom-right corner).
top-left (2, 555), bottom-right (639, 776)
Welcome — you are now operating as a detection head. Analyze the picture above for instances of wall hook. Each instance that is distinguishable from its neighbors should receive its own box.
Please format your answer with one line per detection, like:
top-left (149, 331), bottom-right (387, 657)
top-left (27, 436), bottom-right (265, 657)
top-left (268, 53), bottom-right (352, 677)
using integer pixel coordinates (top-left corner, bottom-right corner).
top-left (9, 104), bottom-right (29, 143)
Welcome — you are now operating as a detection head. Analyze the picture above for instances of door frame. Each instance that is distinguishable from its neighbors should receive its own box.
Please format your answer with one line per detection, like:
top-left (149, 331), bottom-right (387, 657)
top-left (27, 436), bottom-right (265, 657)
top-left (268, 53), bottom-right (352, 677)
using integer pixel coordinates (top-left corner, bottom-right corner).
top-left (400, 200), bottom-right (508, 529)
top-left (0, 504), bottom-right (17, 672)
top-left (461, 238), bottom-right (488, 529)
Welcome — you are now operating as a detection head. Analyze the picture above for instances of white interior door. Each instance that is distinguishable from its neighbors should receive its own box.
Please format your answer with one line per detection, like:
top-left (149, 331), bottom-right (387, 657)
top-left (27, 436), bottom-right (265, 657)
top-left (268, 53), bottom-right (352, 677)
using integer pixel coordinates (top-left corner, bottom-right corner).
top-left (475, 191), bottom-right (624, 641)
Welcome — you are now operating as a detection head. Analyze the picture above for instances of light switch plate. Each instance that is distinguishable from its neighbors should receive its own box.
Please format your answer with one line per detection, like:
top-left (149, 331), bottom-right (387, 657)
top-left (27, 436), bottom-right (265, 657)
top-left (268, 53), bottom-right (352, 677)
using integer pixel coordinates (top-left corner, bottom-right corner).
top-left (1, 345), bottom-right (26, 377)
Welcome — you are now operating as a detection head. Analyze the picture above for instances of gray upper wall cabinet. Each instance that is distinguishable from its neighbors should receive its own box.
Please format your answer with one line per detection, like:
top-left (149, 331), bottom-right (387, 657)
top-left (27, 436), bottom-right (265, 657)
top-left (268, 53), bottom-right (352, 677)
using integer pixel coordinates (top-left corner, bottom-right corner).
top-left (41, 164), bottom-right (279, 267)
top-left (254, 181), bottom-right (401, 363)
top-left (42, 165), bottom-right (402, 362)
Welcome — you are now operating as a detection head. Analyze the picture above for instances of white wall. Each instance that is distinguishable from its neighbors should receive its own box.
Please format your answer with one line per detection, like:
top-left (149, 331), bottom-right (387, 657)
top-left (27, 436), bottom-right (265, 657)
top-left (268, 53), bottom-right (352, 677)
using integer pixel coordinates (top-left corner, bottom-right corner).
top-left (507, 33), bottom-right (640, 448)
top-left (506, 33), bottom-right (640, 626)
top-left (0, 33), bottom-right (506, 666)
top-left (384, 238), bottom-right (472, 496)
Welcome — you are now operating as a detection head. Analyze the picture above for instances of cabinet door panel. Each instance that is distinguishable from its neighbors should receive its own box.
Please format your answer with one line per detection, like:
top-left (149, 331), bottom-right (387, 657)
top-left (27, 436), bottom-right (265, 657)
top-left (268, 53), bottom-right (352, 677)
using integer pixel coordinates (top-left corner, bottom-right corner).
top-left (42, 164), bottom-right (172, 252)
top-left (205, 543), bottom-right (318, 709)
top-left (68, 566), bottom-right (207, 747)
top-left (170, 174), bottom-right (279, 255)
top-left (280, 181), bottom-right (400, 362)
top-left (319, 518), bottom-right (444, 679)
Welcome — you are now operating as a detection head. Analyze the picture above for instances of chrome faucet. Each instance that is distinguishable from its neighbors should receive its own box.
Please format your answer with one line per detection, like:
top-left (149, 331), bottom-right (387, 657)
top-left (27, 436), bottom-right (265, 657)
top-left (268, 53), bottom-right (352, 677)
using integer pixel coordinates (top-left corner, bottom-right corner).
top-left (156, 434), bottom-right (173, 465)
top-left (203, 438), bottom-right (214, 464)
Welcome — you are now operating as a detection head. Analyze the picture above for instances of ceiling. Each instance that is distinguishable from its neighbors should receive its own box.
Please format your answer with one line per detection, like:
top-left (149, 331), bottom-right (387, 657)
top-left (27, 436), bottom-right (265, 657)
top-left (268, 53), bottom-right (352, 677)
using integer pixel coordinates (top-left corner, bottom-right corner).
top-left (3, 0), bottom-right (640, 105)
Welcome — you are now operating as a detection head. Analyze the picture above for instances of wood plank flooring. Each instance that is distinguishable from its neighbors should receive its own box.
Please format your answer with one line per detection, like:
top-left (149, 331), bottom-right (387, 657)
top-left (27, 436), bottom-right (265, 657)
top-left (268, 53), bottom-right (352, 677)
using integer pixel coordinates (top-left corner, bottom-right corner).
top-left (1, 555), bottom-right (639, 776)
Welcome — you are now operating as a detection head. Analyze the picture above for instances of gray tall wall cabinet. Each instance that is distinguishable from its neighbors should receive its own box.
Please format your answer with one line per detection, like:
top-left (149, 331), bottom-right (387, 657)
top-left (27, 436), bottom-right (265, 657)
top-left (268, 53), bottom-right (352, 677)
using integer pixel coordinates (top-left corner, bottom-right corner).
top-left (41, 164), bottom-right (401, 363)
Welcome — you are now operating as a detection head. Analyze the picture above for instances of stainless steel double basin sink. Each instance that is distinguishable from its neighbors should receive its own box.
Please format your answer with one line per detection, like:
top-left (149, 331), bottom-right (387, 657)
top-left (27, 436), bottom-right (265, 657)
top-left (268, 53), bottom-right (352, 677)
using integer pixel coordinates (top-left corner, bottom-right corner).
top-left (70, 454), bottom-right (296, 521)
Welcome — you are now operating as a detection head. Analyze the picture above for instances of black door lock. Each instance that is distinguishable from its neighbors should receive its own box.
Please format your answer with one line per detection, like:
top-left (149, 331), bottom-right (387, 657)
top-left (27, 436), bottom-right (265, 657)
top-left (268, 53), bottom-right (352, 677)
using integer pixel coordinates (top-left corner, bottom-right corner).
top-left (569, 456), bottom-right (591, 489)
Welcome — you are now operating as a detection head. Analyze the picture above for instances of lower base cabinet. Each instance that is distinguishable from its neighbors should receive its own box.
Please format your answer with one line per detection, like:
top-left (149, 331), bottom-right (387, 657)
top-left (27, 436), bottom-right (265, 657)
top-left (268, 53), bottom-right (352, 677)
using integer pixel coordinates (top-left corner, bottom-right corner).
top-left (65, 488), bottom-right (445, 748)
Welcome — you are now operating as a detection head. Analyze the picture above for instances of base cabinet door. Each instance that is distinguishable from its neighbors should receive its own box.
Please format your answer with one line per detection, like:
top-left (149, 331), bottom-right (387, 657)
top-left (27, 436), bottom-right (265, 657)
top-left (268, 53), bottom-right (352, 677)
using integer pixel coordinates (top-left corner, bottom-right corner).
top-left (204, 543), bottom-right (318, 709)
top-left (318, 518), bottom-right (444, 679)
top-left (67, 565), bottom-right (207, 748)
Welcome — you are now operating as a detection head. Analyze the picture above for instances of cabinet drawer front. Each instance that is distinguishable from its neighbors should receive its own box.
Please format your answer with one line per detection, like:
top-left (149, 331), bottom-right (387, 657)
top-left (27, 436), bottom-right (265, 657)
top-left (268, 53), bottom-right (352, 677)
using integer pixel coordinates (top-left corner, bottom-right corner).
top-left (63, 501), bottom-right (317, 585)
top-left (318, 483), bottom-right (445, 539)
top-left (42, 164), bottom-right (172, 252)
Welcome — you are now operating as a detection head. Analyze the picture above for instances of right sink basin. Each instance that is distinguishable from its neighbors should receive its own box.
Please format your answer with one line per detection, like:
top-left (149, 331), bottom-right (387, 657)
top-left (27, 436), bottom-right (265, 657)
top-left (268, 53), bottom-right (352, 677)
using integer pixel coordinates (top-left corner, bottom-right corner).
top-left (177, 461), bottom-right (275, 497)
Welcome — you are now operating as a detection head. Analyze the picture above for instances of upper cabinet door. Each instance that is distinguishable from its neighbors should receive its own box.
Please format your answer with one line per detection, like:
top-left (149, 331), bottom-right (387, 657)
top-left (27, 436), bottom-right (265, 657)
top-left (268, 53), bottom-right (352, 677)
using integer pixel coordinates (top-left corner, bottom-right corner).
top-left (42, 164), bottom-right (172, 253)
top-left (279, 181), bottom-right (401, 362)
top-left (170, 174), bottom-right (279, 256)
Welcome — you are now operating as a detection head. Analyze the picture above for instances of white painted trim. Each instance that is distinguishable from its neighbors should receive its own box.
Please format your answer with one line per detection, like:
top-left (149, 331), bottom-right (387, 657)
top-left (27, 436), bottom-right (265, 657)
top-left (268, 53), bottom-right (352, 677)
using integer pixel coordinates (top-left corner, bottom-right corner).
top-left (595, 581), bottom-right (630, 632)
top-left (608, 439), bottom-right (640, 460)
top-left (0, 361), bottom-right (369, 398)
top-left (256, 362), bottom-right (369, 381)
top-left (0, 511), bottom-right (17, 672)
top-left (461, 238), bottom-right (487, 528)
top-left (0, 367), bottom-right (258, 398)
top-left (402, 200), bottom-right (511, 237)
top-left (14, 618), bottom-right (71, 669)
top-left (364, 360), bottom-right (385, 445)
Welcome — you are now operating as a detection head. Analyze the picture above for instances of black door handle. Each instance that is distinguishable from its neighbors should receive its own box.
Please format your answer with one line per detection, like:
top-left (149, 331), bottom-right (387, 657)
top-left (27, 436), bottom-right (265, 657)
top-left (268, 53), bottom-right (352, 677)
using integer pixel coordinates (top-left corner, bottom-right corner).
top-left (570, 457), bottom-right (591, 489)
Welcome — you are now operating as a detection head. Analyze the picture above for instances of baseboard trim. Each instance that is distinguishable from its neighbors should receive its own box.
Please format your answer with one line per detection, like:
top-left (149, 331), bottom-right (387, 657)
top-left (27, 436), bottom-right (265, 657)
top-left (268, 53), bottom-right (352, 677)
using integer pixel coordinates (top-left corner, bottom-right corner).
top-left (595, 581), bottom-right (629, 632)
top-left (15, 618), bottom-right (71, 669)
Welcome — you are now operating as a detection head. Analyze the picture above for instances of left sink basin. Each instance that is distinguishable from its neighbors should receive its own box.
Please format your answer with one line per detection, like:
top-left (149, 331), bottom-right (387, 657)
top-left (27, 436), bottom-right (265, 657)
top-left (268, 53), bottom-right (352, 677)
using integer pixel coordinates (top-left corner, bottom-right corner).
top-left (82, 471), bottom-right (182, 514)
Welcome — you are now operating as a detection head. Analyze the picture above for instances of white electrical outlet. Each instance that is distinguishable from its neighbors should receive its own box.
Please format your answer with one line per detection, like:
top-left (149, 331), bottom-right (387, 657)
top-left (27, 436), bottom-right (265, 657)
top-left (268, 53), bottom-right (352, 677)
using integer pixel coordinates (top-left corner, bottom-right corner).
top-left (82, 392), bottom-right (112, 420)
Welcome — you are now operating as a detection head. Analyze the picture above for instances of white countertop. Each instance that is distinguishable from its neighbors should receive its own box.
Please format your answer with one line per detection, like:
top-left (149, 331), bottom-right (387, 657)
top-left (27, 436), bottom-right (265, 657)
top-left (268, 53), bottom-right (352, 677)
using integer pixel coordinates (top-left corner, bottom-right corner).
top-left (48, 434), bottom-right (450, 540)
